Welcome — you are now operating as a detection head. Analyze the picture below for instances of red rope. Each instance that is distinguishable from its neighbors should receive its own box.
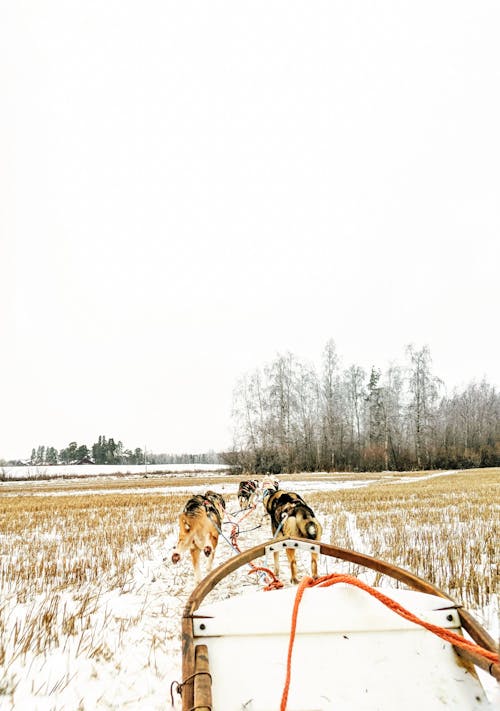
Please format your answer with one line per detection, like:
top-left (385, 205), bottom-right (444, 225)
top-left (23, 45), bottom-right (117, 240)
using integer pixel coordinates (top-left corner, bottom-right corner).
top-left (236, 504), bottom-right (257, 524)
top-left (280, 573), bottom-right (500, 711)
top-left (248, 565), bottom-right (284, 591)
top-left (224, 506), bottom-right (284, 590)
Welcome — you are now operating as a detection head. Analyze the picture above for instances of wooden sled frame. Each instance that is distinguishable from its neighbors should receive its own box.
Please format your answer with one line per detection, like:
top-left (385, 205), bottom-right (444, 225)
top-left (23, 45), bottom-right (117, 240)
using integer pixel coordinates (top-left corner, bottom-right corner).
top-left (180, 537), bottom-right (499, 710)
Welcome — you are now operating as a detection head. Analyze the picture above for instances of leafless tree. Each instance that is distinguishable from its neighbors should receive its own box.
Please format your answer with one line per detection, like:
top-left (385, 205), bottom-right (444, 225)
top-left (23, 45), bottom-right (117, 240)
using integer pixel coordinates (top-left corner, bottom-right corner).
top-left (228, 341), bottom-right (498, 474)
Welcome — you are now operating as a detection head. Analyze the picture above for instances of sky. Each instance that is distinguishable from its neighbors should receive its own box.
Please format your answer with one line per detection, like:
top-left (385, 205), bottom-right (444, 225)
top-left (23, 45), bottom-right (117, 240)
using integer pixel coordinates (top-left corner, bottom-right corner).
top-left (1, 1), bottom-right (499, 460)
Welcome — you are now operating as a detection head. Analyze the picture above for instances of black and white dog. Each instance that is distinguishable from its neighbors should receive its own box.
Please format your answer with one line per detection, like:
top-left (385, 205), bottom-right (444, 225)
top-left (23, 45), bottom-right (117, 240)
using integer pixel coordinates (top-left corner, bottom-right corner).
top-left (237, 480), bottom-right (259, 510)
top-left (264, 488), bottom-right (322, 584)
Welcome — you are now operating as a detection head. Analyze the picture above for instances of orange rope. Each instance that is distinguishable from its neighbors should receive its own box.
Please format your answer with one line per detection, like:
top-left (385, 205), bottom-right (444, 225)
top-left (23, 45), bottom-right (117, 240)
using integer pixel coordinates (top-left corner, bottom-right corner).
top-left (280, 573), bottom-right (500, 711)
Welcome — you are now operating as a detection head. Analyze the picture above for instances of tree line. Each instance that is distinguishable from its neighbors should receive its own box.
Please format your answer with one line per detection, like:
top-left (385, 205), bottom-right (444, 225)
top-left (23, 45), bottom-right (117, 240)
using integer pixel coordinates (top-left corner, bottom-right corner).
top-left (29, 437), bottom-right (146, 465)
top-left (27, 437), bottom-right (221, 466)
top-left (225, 341), bottom-right (499, 473)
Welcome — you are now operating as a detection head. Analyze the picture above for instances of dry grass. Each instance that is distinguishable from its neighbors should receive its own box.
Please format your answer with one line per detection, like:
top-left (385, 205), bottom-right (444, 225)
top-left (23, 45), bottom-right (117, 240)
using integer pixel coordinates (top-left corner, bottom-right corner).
top-left (0, 467), bottom-right (497, 687)
top-left (0, 492), bottom-right (188, 596)
top-left (0, 490), bottom-right (188, 686)
top-left (308, 468), bottom-right (499, 609)
top-left (0, 466), bottom-right (435, 496)
top-left (0, 473), bottom-right (232, 495)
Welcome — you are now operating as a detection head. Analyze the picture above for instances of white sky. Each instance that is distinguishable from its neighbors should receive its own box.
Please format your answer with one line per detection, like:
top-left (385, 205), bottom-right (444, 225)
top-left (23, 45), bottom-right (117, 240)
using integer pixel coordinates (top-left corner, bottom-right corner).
top-left (1, 1), bottom-right (499, 460)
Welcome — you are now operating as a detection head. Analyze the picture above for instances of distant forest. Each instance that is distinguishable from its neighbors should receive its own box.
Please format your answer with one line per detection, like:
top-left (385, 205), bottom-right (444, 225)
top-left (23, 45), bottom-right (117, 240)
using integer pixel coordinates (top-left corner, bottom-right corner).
top-left (225, 342), bottom-right (500, 473)
top-left (12, 438), bottom-right (221, 467)
top-left (6, 342), bottom-right (499, 474)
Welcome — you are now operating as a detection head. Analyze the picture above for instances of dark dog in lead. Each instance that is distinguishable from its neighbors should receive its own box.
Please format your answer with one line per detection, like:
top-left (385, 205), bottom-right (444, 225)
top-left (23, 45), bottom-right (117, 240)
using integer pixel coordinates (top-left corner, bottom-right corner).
top-left (237, 480), bottom-right (259, 510)
top-left (171, 490), bottom-right (226, 585)
top-left (264, 489), bottom-right (322, 584)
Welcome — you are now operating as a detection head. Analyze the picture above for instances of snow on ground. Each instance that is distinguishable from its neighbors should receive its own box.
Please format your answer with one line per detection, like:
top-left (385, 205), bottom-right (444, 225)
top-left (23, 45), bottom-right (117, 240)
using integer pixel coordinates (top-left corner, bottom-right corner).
top-left (0, 502), bottom-right (285, 710)
top-left (396, 469), bottom-right (459, 483)
top-left (0, 463), bottom-right (230, 481)
top-left (0, 478), bottom-right (376, 500)
top-left (0, 472), bottom-right (497, 710)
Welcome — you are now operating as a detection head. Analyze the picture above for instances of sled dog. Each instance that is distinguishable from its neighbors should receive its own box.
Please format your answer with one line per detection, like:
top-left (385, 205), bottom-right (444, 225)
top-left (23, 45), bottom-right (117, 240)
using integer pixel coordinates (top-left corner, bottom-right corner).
top-left (264, 489), bottom-right (322, 583)
top-left (237, 479), bottom-right (259, 509)
top-left (171, 490), bottom-right (226, 584)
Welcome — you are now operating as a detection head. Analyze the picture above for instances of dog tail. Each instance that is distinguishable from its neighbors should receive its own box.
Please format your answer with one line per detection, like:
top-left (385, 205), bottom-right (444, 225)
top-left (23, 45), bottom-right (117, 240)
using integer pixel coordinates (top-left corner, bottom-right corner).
top-left (305, 521), bottom-right (319, 539)
top-left (296, 508), bottom-right (321, 540)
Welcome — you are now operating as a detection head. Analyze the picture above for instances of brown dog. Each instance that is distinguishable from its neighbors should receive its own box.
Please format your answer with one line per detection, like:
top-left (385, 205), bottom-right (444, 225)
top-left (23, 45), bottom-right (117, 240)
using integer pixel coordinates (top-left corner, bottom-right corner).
top-left (264, 489), bottom-right (322, 583)
top-left (171, 490), bottom-right (225, 585)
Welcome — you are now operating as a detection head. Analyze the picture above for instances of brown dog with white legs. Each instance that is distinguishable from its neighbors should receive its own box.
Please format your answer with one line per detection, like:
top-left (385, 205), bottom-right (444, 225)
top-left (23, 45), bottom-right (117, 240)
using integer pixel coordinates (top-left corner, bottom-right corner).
top-left (171, 490), bottom-right (225, 585)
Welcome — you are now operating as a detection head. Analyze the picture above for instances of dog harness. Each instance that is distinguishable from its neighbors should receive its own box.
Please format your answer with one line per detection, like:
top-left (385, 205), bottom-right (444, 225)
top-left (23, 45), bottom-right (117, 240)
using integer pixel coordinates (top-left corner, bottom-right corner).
top-left (202, 498), bottom-right (222, 527)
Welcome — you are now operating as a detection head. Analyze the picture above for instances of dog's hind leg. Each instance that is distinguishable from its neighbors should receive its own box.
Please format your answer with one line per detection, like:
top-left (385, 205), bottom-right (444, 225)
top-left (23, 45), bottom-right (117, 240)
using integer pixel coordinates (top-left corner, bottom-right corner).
top-left (311, 550), bottom-right (319, 579)
top-left (190, 546), bottom-right (202, 585)
top-left (285, 548), bottom-right (299, 584)
top-left (273, 550), bottom-right (281, 579)
top-left (204, 531), bottom-right (218, 573)
top-left (172, 514), bottom-right (193, 564)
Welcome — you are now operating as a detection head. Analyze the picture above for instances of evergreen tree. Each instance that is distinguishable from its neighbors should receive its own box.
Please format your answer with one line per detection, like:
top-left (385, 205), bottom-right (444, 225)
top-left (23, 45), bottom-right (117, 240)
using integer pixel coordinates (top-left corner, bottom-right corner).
top-left (46, 447), bottom-right (58, 464)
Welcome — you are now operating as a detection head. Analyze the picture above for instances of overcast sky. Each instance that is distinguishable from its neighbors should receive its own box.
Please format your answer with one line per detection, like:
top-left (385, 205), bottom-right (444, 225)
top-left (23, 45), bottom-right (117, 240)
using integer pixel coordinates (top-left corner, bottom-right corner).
top-left (1, 1), bottom-right (499, 460)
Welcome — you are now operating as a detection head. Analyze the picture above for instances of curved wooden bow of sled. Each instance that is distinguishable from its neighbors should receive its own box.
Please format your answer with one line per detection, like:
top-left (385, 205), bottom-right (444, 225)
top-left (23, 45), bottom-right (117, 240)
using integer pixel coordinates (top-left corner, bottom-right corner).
top-left (180, 538), bottom-right (499, 710)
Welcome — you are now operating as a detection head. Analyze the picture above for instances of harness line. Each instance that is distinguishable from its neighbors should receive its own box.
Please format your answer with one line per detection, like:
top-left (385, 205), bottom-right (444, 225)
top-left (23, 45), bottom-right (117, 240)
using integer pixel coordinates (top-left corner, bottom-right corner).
top-left (272, 513), bottom-right (288, 538)
top-left (219, 505), bottom-right (284, 589)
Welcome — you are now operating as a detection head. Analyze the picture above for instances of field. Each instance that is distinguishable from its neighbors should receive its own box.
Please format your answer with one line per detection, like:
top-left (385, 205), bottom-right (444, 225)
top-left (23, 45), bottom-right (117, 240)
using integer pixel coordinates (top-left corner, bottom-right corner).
top-left (0, 468), bottom-right (498, 709)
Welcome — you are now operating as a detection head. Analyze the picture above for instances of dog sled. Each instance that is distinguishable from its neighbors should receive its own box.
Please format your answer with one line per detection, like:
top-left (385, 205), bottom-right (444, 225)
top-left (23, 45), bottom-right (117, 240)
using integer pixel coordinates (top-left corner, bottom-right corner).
top-left (178, 538), bottom-right (499, 710)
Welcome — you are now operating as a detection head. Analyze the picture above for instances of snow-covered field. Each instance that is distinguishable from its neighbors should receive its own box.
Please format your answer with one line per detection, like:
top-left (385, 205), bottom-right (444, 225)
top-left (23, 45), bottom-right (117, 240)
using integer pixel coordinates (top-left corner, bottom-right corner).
top-left (1, 463), bottom-right (229, 481)
top-left (0, 470), bottom-right (497, 710)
